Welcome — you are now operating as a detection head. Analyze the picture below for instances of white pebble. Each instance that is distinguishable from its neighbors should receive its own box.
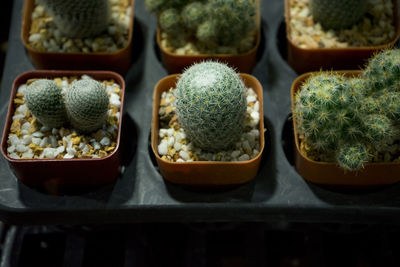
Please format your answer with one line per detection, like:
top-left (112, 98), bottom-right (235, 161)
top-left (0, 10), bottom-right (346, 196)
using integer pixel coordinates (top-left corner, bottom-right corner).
top-left (100, 137), bottom-right (111, 146)
top-left (167, 128), bottom-right (174, 137)
top-left (246, 95), bottom-right (256, 103)
top-left (176, 158), bottom-right (185, 162)
top-left (22, 135), bottom-right (32, 145)
top-left (9, 153), bottom-right (20, 159)
top-left (12, 114), bottom-right (24, 120)
top-left (7, 145), bottom-right (15, 153)
top-left (67, 147), bottom-right (77, 156)
top-left (174, 142), bottom-right (182, 151)
top-left (17, 85), bottom-right (27, 94)
top-left (63, 154), bottom-right (74, 159)
top-left (167, 137), bottom-right (175, 147)
top-left (16, 144), bottom-right (28, 153)
top-left (32, 131), bottom-right (44, 138)
top-left (93, 142), bottom-right (101, 150)
top-left (40, 137), bottom-right (49, 148)
top-left (8, 135), bottom-right (20, 146)
top-left (40, 126), bottom-right (50, 132)
top-left (16, 104), bottom-right (28, 115)
top-left (238, 154), bottom-right (250, 161)
top-left (158, 140), bottom-right (168, 156)
top-left (28, 33), bottom-right (42, 43)
top-left (110, 93), bottom-right (121, 107)
top-left (231, 150), bottom-right (241, 158)
top-left (32, 137), bottom-right (41, 145)
top-left (179, 151), bottom-right (190, 161)
top-left (21, 122), bottom-right (31, 131)
top-left (49, 135), bottom-right (58, 147)
top-left (22, 149), bottom-right (34, 159)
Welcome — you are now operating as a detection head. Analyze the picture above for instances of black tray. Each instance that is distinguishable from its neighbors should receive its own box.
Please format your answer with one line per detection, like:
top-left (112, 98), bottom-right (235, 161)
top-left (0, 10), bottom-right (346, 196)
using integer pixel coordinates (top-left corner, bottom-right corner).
top-left (1, 0), bottom-right (400, 225)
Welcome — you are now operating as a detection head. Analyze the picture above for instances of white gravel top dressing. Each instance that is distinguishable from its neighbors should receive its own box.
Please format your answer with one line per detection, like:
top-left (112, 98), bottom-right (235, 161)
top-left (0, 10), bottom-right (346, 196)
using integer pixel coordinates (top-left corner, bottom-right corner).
top-left (289, 0), bottom-right (396, 48)
top-left (7, 75), bottom-right (121, 160)
top-left (28, 0), bottom-right (131, 53)
top-left (157, 87), bottom-right (261, 162)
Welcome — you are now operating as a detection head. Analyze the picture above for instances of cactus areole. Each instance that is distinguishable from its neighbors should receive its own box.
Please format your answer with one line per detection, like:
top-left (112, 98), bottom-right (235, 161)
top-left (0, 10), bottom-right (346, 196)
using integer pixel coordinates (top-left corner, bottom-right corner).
top-left (175, 62), bottom-right (247, 152)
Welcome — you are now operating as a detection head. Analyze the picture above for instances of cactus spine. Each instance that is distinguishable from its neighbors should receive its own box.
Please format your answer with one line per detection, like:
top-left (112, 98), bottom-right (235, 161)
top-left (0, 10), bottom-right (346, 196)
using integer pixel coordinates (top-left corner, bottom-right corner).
top-left (175, 61), bottom-right (247, 151)
top-left (65, 79), bottom-right (109, 133)
top-left (310, 0), bottom-right (367, 30)
top-left (25, 79), bottom-right (68, 128)
top-left (38, 0), bottom-right (109, 38)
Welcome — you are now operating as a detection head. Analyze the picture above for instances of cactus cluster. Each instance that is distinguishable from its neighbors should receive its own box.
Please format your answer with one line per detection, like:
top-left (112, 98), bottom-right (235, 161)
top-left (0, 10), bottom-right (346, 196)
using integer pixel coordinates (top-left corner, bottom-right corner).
top-left (25, 78), bottom-right (109, 133)
top-left (310, 0), bottom-right (367, 30)
top-left (294, 49), bottom-right (400, 171)
top-left (146, 0), bottom-right (257, 52)
top-left (175, 61), bottom-right (247, 151)
top-left (38, 0), bottom-right (109, 38)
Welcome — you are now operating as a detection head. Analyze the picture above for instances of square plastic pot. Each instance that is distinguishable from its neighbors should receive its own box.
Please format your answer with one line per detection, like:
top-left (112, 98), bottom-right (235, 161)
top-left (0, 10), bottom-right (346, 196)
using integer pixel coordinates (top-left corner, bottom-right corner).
top-left (291, 70), bottom-right (400, 186)
top-left (21, 0), bottom-right (135, 74)
top-left (0, 70), bottom-right (125, 187)
top-left (156, 0), bottom-right (261, 74)
top-left (285, 0), bottom-right (400, 74)
top-left (151, 73), bottom-right (265, 186)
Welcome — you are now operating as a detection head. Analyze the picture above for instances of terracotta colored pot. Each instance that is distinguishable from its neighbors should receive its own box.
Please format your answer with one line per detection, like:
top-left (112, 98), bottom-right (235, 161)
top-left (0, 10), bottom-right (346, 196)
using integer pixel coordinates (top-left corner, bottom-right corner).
top-left (151, 74), bottom-right (265, 186)
top-left (291, 70), bottom-right (400, 186)
top-left (285, 0), bottom-right (400, 74)
top-left (156, 1), bottom-right (261, 74)
top-left (21, 0), bottom-right (135, 74)
top-left (0, 70), bottom-right (125, 187)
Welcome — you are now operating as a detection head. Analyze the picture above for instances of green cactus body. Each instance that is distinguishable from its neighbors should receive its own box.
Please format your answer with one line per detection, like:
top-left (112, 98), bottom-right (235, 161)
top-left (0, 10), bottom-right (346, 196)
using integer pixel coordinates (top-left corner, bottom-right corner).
top-left (38, 0), bottom-right (109, 38)
top-left (196, 20), bottom-right (218, 47)
top-left (175, 62), bottom-right (247, 152)
top-left (25, 79), bottom-right (68, 128)
top-left (203, 0), bottom-right (257, 46)
top-left (145, 0), bottom-right (193, 14)
top-left (310, 0), bottom-right (367, 30)
top-left (159, 8), bottom-right (182, 35)
top-left (363, 49), bottom-right (400, 92)
top-left (65, 79), bottom-right (109, 133)
top-left (181, 2), bottom-right (206, 31)
top-left (336, 143), bottom-right (369, 171)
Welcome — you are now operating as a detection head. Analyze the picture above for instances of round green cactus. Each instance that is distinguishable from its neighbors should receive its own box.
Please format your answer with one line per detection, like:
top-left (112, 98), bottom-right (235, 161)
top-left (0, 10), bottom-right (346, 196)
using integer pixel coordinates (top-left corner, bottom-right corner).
top-left (25, 79), bottom-right (68, 128)
top-left (38, 0), bottom-right (109, 38)
top-left (175, 61), bottom-right (247, 151)
top-left (310, 0), bottom-right (367, 30)
top-left (363, 49), bottom-right (400, 93)
top-left (65, 79), bottom-right (109, 133)
top-left (181, 2), bottom-right (206, 31)
top-left (336, 143), bottom-right (369, 171)
top-left (159, 8), bottom-right (182, 35)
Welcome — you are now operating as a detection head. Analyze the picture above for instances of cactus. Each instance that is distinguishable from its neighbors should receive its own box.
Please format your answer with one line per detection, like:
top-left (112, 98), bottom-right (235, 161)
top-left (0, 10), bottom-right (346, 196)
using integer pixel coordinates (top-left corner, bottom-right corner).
top-left (38, 0), bottom-right (109, 38)
top-left (363, 49), bottom-right (400, 93)
top-left (159, 8), bottom-right (182, 35)
top-left (294, 72), bottom-right (397, 171)
top-left (199, 0), bottom-right (257, 46)
top-left (25, 79), bottom-right (68, 128)
top-left (310, 0), bottom-right (367, 30)
top-left (65, 79), bottom-right (109, 133)
top-left (175, 61), bottom-right (247, 151)
top-left (181, 2), bottom-right (206, 31)
top-left (145, 0), bottom-right (193, 14)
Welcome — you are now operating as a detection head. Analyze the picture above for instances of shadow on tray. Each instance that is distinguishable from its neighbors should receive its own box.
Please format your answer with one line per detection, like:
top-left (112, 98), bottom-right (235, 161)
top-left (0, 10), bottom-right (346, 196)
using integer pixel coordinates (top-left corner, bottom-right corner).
top-left (17, 113), bottom-right (138, 205)
top-left (148, 116), bottom-right (277, 203)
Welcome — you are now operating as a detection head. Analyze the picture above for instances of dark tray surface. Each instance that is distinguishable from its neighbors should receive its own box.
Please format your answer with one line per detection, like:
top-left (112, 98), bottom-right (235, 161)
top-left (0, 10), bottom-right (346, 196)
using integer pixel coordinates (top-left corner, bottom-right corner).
top-left (1, 0), bottom-right (400, 225)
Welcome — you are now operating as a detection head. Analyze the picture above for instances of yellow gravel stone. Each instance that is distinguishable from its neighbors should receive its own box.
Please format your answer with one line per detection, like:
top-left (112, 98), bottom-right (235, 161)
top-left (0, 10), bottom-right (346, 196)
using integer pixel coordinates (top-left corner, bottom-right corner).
top-left (54, 78), bottom-right (62, 87)
top-left (71, 136), bottom-right (81, 145)
top-left (10, 119), bottom-right (21, 134)
top-left (13, 99), bottom-right (24, 105)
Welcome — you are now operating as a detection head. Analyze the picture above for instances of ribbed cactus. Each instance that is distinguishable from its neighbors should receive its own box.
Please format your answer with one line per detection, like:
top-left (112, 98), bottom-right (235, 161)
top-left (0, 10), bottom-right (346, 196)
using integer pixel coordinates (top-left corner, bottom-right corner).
top-left (310, 0), bottom-right (367, 30)
top-left (65, 79), bottom-right (109, 133)
top-left (175, 62), bottom-right (247, 151)
top-left (25, 79), bottom-right (68, 128)
top-left (38, 0), bottom-right (109, 38)
top-left (294, 72), bottom-right (399, 171)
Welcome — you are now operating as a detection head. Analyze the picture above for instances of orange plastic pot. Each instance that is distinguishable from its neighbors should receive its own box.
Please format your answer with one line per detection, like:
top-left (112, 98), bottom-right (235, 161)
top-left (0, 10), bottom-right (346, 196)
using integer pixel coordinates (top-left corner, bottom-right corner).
top-left (291, 70), bottom-right (400, 186)
top-left (21, 0), bottom-right (135, 74)
top-left (285, 0), bottom-right (400, 74)
top-left (156, 0), bottom-right (260, 74)
top-left (151, 74), bottom-right (265, 186)
top-left (0, 70), bottom-right (125, 187)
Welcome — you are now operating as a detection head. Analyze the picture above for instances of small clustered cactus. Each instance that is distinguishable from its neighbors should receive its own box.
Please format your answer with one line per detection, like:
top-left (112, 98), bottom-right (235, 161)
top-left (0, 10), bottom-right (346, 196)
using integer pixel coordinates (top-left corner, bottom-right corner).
top-left (294, 48), bottom-right (400, 171)
top-left (146, 0), bottom-right (257, 53)
top-left (310, 0), bottom-right (367, 30)
top-left (175, 61), bottom-right (247, 151)
top-left (25, 79), bottom-right (68, 128)
top-left (25, 78), bottom-right (109, 133)
top-left (38, 0), bottom-right (109, 38)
